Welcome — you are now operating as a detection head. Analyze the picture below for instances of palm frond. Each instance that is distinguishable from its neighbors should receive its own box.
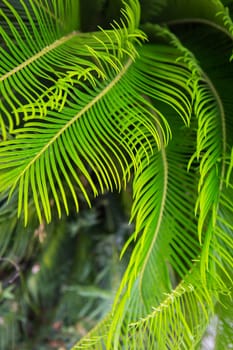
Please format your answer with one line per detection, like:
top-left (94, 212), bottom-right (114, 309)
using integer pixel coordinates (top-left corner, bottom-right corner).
top-left (74, 116), bottom-right (210, 349)
top-left (155, 23), bottom-right (232, 287)
top-left (0, 0), bottom-right (80, 135)
top-left (0, 0), bottom-right (146, 223)
top-left (214, 0), bottom-right (233, 52)
top-left (1, 1), bottom-right (233, 348)
top-left (106, 117), bottom-right (201, 348)
top-left (74, 100), bottom-right (232, 350)
top-left (0, 0), bottom-right (145, 134)
top-left (70, 27), bottom-right (202, 347)
top-left (76, 25), bottom-right (233, 349)
top-left (122, 209), bottom-right (232, 350)
top-left (73, 312), bottom-right (112, 349)
top-left (123, 269), bottom-right (212, 350)
top-left (155, 0), bottom-right (233, 34)
top-left (0, 22), bottom-right (195, 225)
top-left (192, 84), bottom-right (224, 225)
top-left (167, 22), bottom-right (233, 287)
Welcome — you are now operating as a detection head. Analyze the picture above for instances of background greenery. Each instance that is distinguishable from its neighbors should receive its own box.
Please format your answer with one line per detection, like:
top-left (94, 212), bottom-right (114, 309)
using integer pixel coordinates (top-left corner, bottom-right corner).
top-left (0, 0), bottom-right (233, 349)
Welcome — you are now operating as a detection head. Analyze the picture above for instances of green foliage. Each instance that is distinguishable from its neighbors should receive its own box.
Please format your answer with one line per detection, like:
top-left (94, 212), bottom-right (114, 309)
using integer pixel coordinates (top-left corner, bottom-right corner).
top-left (0, 0), bottom-right (233, 349)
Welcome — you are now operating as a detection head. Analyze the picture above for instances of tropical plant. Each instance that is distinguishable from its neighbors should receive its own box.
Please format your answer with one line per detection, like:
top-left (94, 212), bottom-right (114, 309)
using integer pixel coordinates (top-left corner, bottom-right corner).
top-left (0, 0), bottom-right (233, 349)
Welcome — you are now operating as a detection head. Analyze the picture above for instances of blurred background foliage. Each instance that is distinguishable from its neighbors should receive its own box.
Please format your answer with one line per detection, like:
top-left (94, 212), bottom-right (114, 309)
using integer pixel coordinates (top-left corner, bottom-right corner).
top-left (0, 186), bottom-right (134, 349)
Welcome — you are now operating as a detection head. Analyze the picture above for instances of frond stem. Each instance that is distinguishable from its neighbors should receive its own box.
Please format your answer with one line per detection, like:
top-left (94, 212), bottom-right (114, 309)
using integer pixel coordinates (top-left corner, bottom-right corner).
top-left (10, 58), bottom-right (133, 191)
top-left (74, 312), bottom-right (111, 348)
top-left (131, 280), bottom-right (193, 326)
top-left (202, 71), bottom-right (227, 189)
top-left (164, 18), bottom-right (233, 41)
top-left (0, 31), bottom-right (79, 82)
top-left (133, 260), bottom-right (211, 327)
top-left (139, 121), bottom-right (168, 290)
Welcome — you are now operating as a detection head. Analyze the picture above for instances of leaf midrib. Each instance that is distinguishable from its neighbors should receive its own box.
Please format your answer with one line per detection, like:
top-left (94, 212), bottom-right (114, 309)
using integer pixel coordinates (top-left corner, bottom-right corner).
top-left (11, 58), bottom-right (133, 187)
top-left (0, 30), bottom-right (79, 82)
top-left (202, 71), bottom-right (226, 188)
top-left (139, 127), bottom-right (168, 290)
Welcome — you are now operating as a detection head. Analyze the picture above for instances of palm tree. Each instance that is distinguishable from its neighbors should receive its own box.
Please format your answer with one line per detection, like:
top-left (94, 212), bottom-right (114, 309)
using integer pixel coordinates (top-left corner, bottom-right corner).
top-left (0, 0), bottom-right (233, 349)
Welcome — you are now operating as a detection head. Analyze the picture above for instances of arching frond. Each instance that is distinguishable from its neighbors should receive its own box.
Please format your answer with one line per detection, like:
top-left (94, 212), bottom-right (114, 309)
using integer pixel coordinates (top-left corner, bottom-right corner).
top-left (153, 23), bottom-right (231, 287)
top-left (1, 1), bottom-right (233, 349)
top-left (122, 270), bottom-right (212, 350)
top-left (75, 25), bottom-right (233, 349)
top-left (0, 0), bottom-right (145, 222)
top-left (156, 0), bottom-right (233, 33)
top-left (0, 0), bottom-right (145, 137)
top-left (105, 114), bottom-right (201, 348)
top-left (0, 25), bottom-right (195, 225)
top-left (114, 209), bottom-right (233, 350)
top-left (0, 0), bottom-right (80, 135)
top-left (74, 102), bottom-right (233, 350)
top-left (168, 23), bottom-right (233, 287)
top-left (73, 312), bottom-right (112, 350)
top-left (214, 0), bottom-right (233, 55)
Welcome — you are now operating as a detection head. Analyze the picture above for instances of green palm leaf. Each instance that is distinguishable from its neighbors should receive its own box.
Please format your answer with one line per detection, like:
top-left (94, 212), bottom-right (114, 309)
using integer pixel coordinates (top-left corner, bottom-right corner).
top-left (172, 24), bottom-right (233, 291)
top-left (120, 183), bottom-right (233, 350)
top-left (155, 0), bottom-right (233, 32)
top-left (0, 15), bottom-right (194, 225)
top-left (107, 119), bottom-right (200, 348)
top-left (1, 0), bottom-right (233, 348)
top-left (0, 0), bottom-right (80, 135)
top-left (74, 22), bottom-right (233, 348)
top-left (0, 1), bottom-right (146, 134)
top-left (0, 0), bottom-right (145, 222)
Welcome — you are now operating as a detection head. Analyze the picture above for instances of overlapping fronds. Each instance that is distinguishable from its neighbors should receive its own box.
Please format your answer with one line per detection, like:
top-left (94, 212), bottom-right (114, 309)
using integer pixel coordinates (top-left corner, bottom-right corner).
top-left (74, 59), bottom-right (201, 348)
top-left (74, 21), bottom-right (233, 348)
top-left (154, 0), bottom-right (232, 30)
top-left (1, 0), bottom-right (233, 349)
top-left (0, 0), bottom-right (80, 135)
top-left (188, 82), bottom-right (226, 289)
top-left (0, 13), bottom-right (196, 225)
top-left (157, 24), bottom-right (231, 283)
top-left (119, 271), bottom-right (212, 350)
top-left (0, 0), bottom-right (146, 135)
top-left (74, 117), bottom-right (206, 349)
top-left (0, 0), bottom-right (147, 223)
top-left (214, 0), bottom-right (233, 47)
top-left (172, 24), bottom-right (233, 293)
top-left (122, 181), bottom-right (233, 350)
top-left (105, 119), bottom-right (200, 348)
